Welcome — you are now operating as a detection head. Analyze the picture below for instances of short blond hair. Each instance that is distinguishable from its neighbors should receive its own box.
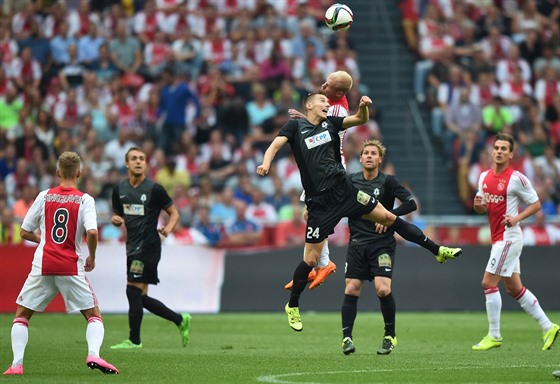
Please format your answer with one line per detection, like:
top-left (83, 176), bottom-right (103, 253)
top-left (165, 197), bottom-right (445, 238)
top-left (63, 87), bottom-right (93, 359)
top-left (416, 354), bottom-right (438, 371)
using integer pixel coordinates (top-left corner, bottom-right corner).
top-left (329, 70), bottom-right (353, 94)
top-left (361, 139), bottom-right (386, 158)
top-left (57, 151), bottom-right (81, 179)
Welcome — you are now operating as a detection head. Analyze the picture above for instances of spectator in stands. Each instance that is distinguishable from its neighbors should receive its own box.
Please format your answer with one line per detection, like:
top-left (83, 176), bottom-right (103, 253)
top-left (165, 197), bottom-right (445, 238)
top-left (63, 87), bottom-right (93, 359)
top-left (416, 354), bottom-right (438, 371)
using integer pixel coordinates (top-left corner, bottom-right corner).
top-left (275, 203), bottom-right (306, 248)
top-left (104, 130), bottom-right (137, 173)
top-left (533, 145), bottom-right (560, 181)
top-left (210, 187), bottom-right (237, 224)
top-left (109, 20), bottom-right (142, 76)
top-left (143, 30), bottom-right (171, 81)
top-left (193, 205), bottom-right (224, 247)
top-left (0, 206), bottom-right (22, 245)
top-left (246, 82), bottom-right (277, 133)
top-left (0, 143), bottom-right (17, 180)
top-left (522, 210), bottom-right (560, 246)
top-left (246, 188), bottom-right (277, 226)
top-left (444, 87), bottom-right (483, 161)
top-left (171, 28), bottom-right (203, 80)
top-left (12, 184), bottom-right (38, 222)
top-left (518, 28), bottom-right (542, 69)
top-left (58, 43), bottom-right (86, 89)
top-left (87, 43), bottom-right (118, 85)
top-left (480, 25), bottom-right (512, 62)
top-left (224, 199), bottom-right (263, 246)
top-left (291, 20), bottom-right (326, 61)
top-left (415, 23), bottom-right (454, 103)
top-left (10, 46), bottom-right (41, 91)
top-left (53, 87), bottom-right (86, 131)
top-left (155, 156), bottom-right (191, 195)
top-left (77, 22), bottom-right (104, 66)
top-left (510, 0), bottom-right (545, 44)
top-left (14, 120), bottom-right (49, 163)
top-left (157, 68), bottom-right (201, 154)
top-left (133, 0), bottom-right (159, 45)
top-left (533, 44), bottom-right (560, 79)
top-left (482, 96), bottom-right (513, 138)
top-left (16, 20), bottom-right (51, 75)
top-left (534, 66), bottom-right (560, 113)
top-left (0, 87), bottom-right (24, 137)
top-left (49, 21), bottom-right (75, 73)
top-left (499, 65), bottom-right (532, 122)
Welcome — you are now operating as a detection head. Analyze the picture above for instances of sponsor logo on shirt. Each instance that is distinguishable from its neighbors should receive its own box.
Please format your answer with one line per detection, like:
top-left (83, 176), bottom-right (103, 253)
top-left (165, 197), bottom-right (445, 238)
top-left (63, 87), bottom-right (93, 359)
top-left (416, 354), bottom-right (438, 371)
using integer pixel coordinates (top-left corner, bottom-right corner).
top-left (123, 204), bottom-right (145, 215)
top-left (484, 193), bottom-right (505, 203)
top-left (305, 131), bottom-right (332, 149)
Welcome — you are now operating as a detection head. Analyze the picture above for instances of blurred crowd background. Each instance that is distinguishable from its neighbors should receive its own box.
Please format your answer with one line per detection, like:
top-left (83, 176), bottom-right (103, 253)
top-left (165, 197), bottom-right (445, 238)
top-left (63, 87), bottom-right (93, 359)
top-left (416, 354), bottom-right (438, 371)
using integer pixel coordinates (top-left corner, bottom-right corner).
top-left (0, 0), bottom-right (559, 248)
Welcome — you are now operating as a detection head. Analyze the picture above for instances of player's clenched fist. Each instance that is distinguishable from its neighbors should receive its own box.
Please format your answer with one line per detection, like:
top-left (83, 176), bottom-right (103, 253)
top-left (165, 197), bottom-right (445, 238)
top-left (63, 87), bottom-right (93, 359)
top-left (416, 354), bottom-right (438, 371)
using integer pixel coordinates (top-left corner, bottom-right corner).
top-left (256, 164), bottom-right (269, 176)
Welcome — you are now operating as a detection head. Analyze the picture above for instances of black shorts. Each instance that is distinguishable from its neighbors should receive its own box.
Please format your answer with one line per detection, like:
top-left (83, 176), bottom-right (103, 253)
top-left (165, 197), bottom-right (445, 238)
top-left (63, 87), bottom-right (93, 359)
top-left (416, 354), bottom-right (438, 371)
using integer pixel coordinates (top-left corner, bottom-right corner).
top-left (305, 177), bottom-right (378, 243)
top-left (126, 246), bottom-right (162, 284)
top-left (345, 240), bottom-right (396, 281)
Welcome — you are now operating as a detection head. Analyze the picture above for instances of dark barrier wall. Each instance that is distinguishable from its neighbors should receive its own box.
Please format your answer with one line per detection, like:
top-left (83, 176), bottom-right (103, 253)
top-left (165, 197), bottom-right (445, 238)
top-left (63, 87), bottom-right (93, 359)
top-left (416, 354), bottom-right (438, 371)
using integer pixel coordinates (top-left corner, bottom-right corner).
top-left (221, 245), bottom-right (560, 312)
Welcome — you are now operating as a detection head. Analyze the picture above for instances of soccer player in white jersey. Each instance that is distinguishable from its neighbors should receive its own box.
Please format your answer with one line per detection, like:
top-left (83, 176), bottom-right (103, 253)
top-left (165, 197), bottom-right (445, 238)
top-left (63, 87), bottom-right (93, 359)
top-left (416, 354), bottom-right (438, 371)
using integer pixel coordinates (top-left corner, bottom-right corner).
top-left (284, 70), bottom-right (353, 290)
top-left (3, 152), bottom-right (119, 376)
top-left (472, 133), bottom-right (559, 351)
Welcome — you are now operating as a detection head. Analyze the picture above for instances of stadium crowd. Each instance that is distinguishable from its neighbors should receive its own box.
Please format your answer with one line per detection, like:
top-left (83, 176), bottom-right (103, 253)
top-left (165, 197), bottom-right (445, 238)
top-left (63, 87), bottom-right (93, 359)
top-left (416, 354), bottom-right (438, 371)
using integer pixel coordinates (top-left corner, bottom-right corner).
top-left (0, 0), bottom-right (385, 248)
top-left (406, 0), bottom-right (560, 218)
top-left (1, 0), bottom-right (558, 249)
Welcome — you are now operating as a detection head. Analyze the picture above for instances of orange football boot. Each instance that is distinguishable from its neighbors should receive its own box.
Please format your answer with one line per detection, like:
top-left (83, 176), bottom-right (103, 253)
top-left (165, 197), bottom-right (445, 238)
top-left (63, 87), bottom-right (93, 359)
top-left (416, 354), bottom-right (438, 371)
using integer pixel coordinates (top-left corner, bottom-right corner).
top-left (309, 261), bottom-right (337, 289)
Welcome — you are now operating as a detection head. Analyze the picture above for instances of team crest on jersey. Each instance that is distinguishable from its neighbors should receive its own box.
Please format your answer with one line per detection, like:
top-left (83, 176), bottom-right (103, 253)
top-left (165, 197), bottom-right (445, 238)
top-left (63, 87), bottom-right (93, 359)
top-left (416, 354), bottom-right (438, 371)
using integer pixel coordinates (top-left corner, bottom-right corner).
top-left (321, 121), bottom-right (328, 128)
top-left (305, 131), bottom-right (332, 149)
top-left (140, 194), bottom-right (147, 202)
top-left (123, 204), bottom-right (145, 215)
top-left (373, 188), bottom-right (380, 197)
top-left (497, 182), bottom-right (505, 191)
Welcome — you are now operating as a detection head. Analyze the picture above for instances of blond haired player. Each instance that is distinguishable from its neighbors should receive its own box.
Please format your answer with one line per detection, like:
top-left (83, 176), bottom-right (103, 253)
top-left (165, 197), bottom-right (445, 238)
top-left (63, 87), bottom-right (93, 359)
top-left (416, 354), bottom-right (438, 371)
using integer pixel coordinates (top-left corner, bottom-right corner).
top-left (4, 152), bottom-right (119, 376)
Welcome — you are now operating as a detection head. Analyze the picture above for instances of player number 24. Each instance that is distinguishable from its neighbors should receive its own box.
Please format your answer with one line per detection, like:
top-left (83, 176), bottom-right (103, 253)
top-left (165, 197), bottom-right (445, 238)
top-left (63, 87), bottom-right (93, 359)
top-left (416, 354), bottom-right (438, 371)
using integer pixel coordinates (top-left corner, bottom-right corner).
top-left (307, 227), bottom-right (320, 239)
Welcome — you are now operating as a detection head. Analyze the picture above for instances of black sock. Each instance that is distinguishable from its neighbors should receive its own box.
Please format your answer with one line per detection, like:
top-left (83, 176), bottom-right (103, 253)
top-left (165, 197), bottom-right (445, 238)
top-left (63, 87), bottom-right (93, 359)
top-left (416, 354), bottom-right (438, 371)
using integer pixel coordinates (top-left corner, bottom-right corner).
top-left (142, 295), bottom-right (183, 326)
top-left (288, 261), bottom-right (313, 308)
top-left (391, 217), bottom-right (440, 254)
top-left (126, 285), bottom-right (143, 344)
top-left (379, 293), bottom-right (396, 337)
top-left (341, 294), bottom-right (358, 339)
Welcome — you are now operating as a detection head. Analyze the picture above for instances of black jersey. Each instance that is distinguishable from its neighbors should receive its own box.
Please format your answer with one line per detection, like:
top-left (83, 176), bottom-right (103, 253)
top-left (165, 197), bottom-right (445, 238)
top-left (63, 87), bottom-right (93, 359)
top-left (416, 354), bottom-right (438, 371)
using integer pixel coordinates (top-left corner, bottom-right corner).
top-left (112, 178), bottom-right (173, 255)
top-left (278, 116), bottom-right (346, 196)
top-left (348, 171), bottom-right (414, 245)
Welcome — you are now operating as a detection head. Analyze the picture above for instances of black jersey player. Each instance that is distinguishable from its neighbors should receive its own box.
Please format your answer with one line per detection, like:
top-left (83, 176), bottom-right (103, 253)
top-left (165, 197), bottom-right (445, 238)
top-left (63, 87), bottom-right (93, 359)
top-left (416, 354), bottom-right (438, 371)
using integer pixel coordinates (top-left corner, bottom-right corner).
top-left (257, 92), bottom-right (462, 332)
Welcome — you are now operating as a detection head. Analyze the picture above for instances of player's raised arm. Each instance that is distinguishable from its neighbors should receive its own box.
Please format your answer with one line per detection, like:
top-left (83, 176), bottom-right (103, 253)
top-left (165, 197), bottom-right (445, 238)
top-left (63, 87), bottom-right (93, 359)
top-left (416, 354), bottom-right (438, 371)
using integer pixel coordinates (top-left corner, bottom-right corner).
top-left (342, 96), bottom-right (372, 129)
top-left (257, 136), bottom-right (289, 176)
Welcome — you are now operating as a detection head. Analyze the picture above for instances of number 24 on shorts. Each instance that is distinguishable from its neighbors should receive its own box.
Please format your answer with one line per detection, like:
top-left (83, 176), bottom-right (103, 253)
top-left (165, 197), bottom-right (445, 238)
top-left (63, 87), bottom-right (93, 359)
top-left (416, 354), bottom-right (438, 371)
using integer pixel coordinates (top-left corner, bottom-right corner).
top-left (307, 227), bottom-right (320, 239)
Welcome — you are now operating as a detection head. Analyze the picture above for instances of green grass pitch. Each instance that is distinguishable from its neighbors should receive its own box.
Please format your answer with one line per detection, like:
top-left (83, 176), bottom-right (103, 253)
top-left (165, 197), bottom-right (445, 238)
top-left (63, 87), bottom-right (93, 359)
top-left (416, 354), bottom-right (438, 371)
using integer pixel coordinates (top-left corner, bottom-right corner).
top-left (1, 311), bottom-right (559, 383)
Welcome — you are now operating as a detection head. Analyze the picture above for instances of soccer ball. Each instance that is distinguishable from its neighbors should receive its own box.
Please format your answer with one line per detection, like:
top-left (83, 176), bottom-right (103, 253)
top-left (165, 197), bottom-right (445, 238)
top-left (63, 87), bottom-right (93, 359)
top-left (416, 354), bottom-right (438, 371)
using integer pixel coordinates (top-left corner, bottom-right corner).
top-left (324, 3), bottom-right (353, 32)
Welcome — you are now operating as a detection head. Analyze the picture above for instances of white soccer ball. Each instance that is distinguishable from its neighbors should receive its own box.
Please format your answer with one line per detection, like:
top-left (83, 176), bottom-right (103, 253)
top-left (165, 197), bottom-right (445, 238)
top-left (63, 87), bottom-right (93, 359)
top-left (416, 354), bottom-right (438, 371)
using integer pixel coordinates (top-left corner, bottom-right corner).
top-left (324, 3), bottom-right (353, 32)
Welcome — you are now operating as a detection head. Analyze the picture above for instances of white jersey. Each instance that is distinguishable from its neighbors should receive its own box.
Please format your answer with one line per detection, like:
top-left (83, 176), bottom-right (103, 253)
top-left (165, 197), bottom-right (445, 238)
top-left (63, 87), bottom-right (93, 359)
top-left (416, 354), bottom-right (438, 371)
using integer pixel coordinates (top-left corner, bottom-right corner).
top-left (476, 166), bottom-right (538, 244)
top-left (21, 186), bottom-right (97, 276)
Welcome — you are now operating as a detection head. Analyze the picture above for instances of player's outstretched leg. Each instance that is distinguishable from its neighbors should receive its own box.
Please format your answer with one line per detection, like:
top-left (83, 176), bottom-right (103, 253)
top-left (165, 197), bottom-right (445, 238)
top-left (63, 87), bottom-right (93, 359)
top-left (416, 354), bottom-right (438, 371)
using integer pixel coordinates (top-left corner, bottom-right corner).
top-left (309, 260), bottom-right (336, 289)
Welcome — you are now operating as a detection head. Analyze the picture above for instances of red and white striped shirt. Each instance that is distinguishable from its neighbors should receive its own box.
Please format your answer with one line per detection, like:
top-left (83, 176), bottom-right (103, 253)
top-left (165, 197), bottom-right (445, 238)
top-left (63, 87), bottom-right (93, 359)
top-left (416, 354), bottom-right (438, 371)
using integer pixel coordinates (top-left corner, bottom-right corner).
top-left (21, 186), bottom-right (97, 276)
top-left (477, 167), bottom-right (538, 244)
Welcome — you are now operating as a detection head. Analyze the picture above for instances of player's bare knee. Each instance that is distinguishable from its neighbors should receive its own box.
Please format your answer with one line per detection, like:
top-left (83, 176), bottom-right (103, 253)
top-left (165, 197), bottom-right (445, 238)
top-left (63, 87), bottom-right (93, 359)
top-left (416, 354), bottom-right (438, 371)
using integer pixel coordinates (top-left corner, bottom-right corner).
top-left (376, 286), bottom-right (391, 297)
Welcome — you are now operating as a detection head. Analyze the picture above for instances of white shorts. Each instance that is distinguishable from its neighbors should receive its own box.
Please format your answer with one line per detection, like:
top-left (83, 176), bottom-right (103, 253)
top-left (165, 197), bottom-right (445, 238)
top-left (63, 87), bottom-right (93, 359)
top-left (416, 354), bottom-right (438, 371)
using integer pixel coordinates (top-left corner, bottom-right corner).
top-left (486, 240), bottom-right (522, 277)
top-left (16, 275), bottom-right (98, 312)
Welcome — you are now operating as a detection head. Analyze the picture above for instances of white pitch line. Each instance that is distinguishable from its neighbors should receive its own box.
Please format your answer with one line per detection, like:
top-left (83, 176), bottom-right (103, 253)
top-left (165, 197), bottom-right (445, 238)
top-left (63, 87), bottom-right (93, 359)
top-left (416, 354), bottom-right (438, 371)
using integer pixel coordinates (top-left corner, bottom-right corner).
top-left (257, 364), bottom-right (557, 384)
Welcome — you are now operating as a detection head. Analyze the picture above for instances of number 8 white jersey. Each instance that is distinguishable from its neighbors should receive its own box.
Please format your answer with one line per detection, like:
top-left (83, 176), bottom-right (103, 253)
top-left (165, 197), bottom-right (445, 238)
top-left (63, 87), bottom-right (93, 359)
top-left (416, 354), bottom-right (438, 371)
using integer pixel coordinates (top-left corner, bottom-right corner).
top-left (21, 186), bottom-right (97, 276)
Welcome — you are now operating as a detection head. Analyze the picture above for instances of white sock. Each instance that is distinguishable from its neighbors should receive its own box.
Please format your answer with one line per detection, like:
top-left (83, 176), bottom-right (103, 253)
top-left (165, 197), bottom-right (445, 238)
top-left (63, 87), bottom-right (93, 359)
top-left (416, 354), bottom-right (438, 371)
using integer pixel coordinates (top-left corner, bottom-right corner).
top-left (515, 287), bottom-right (553, 332)
top-left (317, 241), bottom-right (330, 268)
top-left (11, 318), bottom-right (29, 367)
top-left (484, 287), bottom-right (501, 339)
top-left (86, 317), bottom-right (104, 358)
